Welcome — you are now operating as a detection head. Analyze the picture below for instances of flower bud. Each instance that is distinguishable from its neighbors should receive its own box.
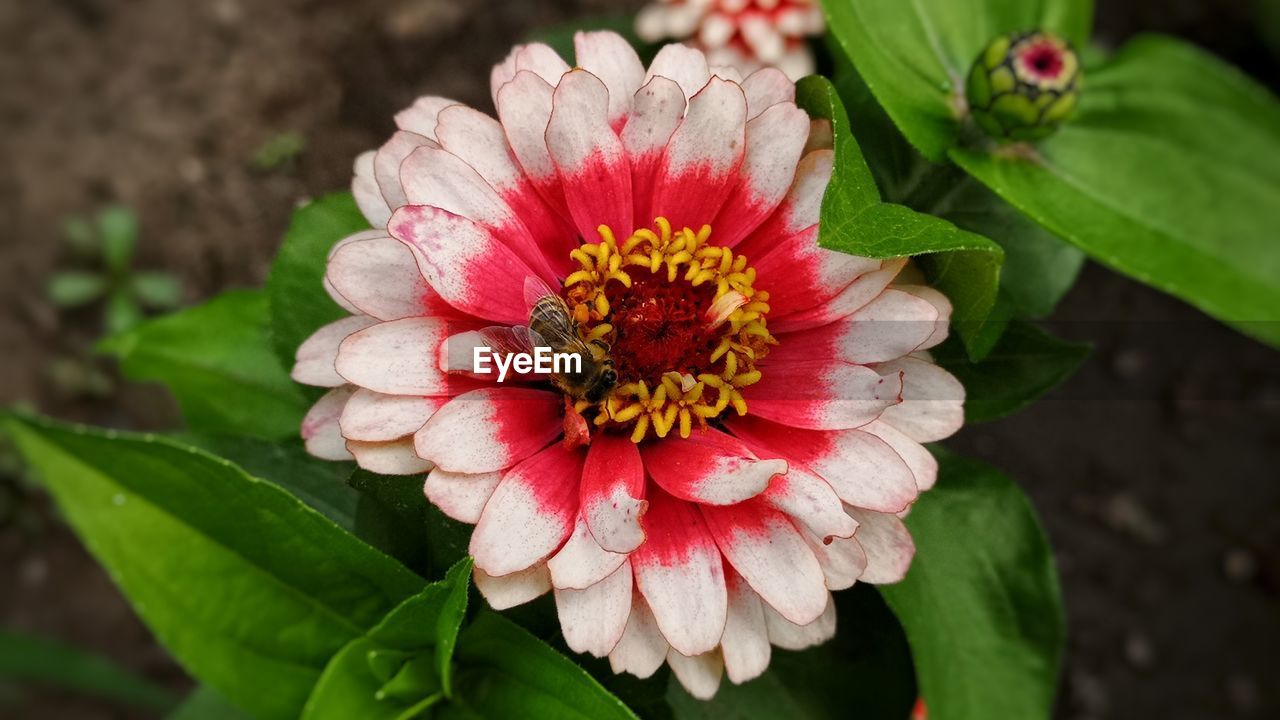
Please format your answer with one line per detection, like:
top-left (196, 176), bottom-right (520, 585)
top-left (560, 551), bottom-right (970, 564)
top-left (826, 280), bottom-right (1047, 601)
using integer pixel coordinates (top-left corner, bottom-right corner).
top-left (965, 30), bottom-right (1081, 142)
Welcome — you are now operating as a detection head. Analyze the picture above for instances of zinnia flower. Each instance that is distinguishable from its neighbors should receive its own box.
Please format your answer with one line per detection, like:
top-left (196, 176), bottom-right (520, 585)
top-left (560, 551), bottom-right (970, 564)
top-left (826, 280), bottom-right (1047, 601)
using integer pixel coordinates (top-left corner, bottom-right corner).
top-left (636, 0), bottom-right (825, 80)
top-left (292, 31), bottom-right (964, 698)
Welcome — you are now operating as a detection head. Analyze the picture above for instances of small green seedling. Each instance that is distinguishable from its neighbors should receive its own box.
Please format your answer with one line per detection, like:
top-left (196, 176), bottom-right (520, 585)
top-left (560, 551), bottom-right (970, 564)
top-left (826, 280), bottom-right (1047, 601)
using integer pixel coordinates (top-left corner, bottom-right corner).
top-left (46, 207), bottom-right (184, 335)
top-left (251, 131), bottom-right (307, 172)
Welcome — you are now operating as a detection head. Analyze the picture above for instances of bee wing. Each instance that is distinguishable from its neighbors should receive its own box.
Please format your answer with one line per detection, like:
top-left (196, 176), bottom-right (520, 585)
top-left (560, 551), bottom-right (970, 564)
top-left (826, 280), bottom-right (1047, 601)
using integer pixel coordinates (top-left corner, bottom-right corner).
top-left (522, 275), bottom-right (596, 360)
top-left (478, 325), bottom-right (538, 357)
top-left (523, 275), bottom-right (560, 311)
top-left (475, 325), bottom-right (552, 380)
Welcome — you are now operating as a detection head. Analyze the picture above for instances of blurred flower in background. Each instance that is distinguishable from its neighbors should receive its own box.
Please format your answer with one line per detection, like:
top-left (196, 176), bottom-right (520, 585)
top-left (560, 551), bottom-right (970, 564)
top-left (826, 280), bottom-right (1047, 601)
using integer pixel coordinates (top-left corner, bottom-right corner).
top-left (636, 0), bottom-right (825, 79)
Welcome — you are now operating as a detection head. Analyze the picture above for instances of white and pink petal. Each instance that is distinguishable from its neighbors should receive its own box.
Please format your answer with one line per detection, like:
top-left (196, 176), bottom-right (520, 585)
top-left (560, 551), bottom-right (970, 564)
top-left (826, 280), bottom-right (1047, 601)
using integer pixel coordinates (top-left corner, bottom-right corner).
top-left (746, 359), bottom-right (902, 431)
top-left (768, 258), bottom-right (910, 334)
top-left (399, 146), bottom-right (557, 283)
top-left (803, 531), bottom-right (868, 591)
top-left (301, 386), bottom-right (355, 461)
top-left (720, 570), bottom-right (771, 684)
top-left (861, 419), bottom-right (939, 492)
top-left (574, 31), bottom-right (645, 130)
top-left (763, 594), bottom-right (837, 651)
top-left (414, 387), bottom-right (562, 474)
top-left (609, 591), bottom-right (671, 679)
top-left (352, 151), bottom-right (391, 229)
top-left (741, 67), bottom-right (795, 118)
top-left (389, 205), bottom-right (535, 325)
top-left (491, 43), bottom-right (569, 103)
top-left (701, 498), bottom-right (828, 625)
top-left (334, 317), bottom-right (451, 396)
top-left (751, 234), bottom-right (881, 322)
top-left (292, 315), bottom-right (378, 388)
top-left (547, 515), bottom-right (628, 591)
top-left (641, 428), bottom-right (785, 506)
top-left (644, 43), bottom-right (711, 102)
top-left (339, 389), bottom-right (443, 443)
top-left (495, 71), bottom-right (574, 222)
top-left (873, 356), bottom-right (965, 443)
top-left (474, 564), bottom-right (551, 610)
top-left (555, 561), bottom-right (633, 657)
top-left (755, 460), bottom-right (859, 541)
top-left (738, 148), bottom-right (832, 253)
top-left (767, 288), bottom-right (942, 366)
top-left (546, 70), bottom-right (634, 240)
top-left (393, 96), bottom-right (458, 141)
top-left (581, 432), bottom-right (648, 553)
top-left (435, 104), bottom-right (577, 270)
top-left (469, 443), bottom-right (582, 577)
top-left (374, 130), bottom-right (435, 211)
top-left (631, 490), bottom-right (728, 657)
top-left (325, 235), bottom-right (447, 321)
top-left (893, 285), bottom-right (953, 350)
top-left (346, 438), bottom-right (433, 476)
top-left (322, 229), bottom-right (386, 315)
top-left (423, 469), bottom-right (502, 524)
top-left (621, 76), bottom-right (685, 223)
top-left (650, 77), bottom-right (747, 232)
top-left (728, 417), bottom-right (920, 514)
top-left (667, 649), bottom-right (724, 700)
top-left (846, 506), bottom-right (916, 584)
top-left (712, 102), bottom-right (810, 247)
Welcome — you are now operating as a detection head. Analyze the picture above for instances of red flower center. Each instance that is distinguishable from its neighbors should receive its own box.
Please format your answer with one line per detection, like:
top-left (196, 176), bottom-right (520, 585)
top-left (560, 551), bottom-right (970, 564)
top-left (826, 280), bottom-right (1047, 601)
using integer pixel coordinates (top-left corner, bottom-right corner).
top-left (1019, 42), bottom-right (1064, 80)
top-left (558, 218), bottom-right (776, 442)
top-left (605, 272), bottom-right (720, 385)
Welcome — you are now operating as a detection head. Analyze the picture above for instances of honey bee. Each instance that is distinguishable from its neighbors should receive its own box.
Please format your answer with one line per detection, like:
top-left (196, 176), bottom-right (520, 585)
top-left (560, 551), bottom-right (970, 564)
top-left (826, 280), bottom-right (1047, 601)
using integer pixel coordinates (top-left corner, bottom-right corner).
top-left (480, 278), bottom-right (618, 404)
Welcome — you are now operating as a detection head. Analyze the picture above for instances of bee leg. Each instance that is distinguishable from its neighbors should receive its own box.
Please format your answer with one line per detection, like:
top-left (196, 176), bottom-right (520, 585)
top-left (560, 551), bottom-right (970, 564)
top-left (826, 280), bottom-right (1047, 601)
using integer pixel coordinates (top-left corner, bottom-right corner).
top-left (587, 338), bottom-right (613, 363)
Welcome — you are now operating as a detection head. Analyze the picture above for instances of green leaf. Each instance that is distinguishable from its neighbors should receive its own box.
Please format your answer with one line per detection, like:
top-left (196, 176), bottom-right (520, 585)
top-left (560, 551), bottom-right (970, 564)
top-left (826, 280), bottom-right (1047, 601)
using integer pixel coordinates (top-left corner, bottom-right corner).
top-left (576, 660), bottom-right (672, 720)
top-left (267, 192), bottom-right (371, 370)
top-left (104, 290), bottom-right (145, 335)
top-left (98, 206), bottom-right (138, 274)
top-left (302, 558), bottom-right (473, 720)
top-left (372, 557), bottom-right (471, 696)
top-left (880, 453), bottom-right (1065, 720)
top-left (952, 36), bottom-right (1280, 347)
top-left (299, 638), bottom-right (415, 720)
top-left (349, 470), bottom-right (435, 576)
top-left (3, 415), bottom-right (424, 720)
top-left (934, 321), bottom-right (1090, 422)
top-left (821, 0), bottom-right (1093, 160)
top-left (132, 272), bottom-right (185, 309)
top-left (796, 75), bottom-right (1005, 359)
top-left (424, 503), bottom-right (476, 578)
top-left (177, 433), bottom-right (359, 532)
top-left (667, 585), bottom-right (915, 720)
top-left (99, 290), bottom-right (309, 439)
top-left (929, 178), bottom-right (1084, 319)
top-left (454, 611), bottom-right (639, 720)
top-left (168, 686), bottom-right (254, 720)
top-left (0, 629), bottom-right (177, 710)
top-left (46, 271), bottom-right (108, 308)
